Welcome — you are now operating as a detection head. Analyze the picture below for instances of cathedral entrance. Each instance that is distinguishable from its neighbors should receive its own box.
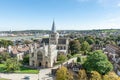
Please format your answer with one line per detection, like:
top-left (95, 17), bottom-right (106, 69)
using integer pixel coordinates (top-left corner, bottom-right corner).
top-left (37, 51), bottom-right (43, 67)
top-left (45, 61), bottom-right (48, 68)
top-left (39, 62), bottom-right (42, 67)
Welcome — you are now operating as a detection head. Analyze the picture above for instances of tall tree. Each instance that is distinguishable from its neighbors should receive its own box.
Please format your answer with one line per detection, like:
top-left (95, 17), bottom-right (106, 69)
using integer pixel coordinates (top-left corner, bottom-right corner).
top-left (81, 41), bottom-right (91, 55)
top-left (4, 58), bottom-right (21, 72)
top-left (86, 38), bottom-right (94, 45)
top-left (56, 66), bottom-right (73, 80)
top-left (78, 69), bottom-right (87, 80)
top-left (89, 71), bottom-right (102, 80)
top-left (0, 39), bottom-right (13, 47)
top-left (77, 56), bottom-right (81, 62)
top-left (22, 53), bottom-right (29, 65)
top-left (103, 72), bottom-right (119, 80)
top-left (0, 52), bottom-right (11, 63)
top-left (83, 50), bottom-right (113, 75)
top-left (57, 54), bottom-right (67, 62)
top-left (69, 40), bottom-right (80, 55)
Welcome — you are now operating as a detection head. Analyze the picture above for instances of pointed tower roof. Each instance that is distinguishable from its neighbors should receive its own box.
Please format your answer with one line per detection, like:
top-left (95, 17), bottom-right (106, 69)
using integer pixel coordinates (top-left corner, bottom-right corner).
top-left (51, 20), bottom-right (56, 33)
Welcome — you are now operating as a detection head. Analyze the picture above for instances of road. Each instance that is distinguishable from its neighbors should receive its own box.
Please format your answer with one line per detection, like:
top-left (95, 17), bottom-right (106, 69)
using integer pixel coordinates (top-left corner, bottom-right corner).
top-left (0, 57), bottom-right (77, 80)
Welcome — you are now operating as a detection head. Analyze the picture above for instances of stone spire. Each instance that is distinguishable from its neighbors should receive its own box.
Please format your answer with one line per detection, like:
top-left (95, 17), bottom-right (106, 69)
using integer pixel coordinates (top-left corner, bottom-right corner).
top-left (51, 20), bottom-right (56, 33)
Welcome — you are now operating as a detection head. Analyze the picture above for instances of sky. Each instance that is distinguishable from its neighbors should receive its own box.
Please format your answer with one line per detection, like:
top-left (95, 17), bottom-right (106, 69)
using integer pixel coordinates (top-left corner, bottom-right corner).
top-left (0, 0), bottom-right (120, 31)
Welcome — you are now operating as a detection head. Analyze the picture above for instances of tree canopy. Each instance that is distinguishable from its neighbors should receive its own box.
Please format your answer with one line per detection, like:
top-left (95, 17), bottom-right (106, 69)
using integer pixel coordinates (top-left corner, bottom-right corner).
top-left (69, 40), bottom-right (80, 55)
top-left (81, 41), bottom-right (91, 54)
top-left (22, 53), bottom-right (29, 65)
top-left (56, 66), bottom-right (73, 80)
top-left (83, 50), bottom-right (113, 75)
top-left (78, 69), bottom-right (87, 80)
top-left (4, 58), bottom-right (21, 72)
top-left (57, 54), bottom-right (67, 62)
top-left (0, 52), bottom-right (11, 63)
top-left (103, 72), bottom-right (120, 80)
top-left (90, 71), bottom-right (102, 80)
top-left (0, 39), bottom-right (13, 47)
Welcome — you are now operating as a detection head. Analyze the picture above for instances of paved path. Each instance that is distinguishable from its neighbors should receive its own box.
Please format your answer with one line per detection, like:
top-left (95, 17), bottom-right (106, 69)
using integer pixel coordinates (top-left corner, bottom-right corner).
top-left (0, 57), bottom-right (77, 80)
top-left (0, 73), bottom-right (38, 80)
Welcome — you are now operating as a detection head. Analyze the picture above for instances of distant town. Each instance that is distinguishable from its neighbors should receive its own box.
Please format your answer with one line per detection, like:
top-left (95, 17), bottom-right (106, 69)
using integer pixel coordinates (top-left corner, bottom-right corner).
top-left (0, 29), bottom-right (120, 40)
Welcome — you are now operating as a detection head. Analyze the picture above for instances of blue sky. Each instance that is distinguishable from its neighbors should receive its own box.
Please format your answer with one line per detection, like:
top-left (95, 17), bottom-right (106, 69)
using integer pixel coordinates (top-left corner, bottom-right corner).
top-left (0, 0), bottom-right (120, 31)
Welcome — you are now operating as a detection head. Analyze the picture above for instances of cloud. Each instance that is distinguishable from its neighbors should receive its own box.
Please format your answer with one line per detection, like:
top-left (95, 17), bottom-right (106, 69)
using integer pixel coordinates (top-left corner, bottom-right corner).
top-left (98, 0), bottom-right (120, 7)
top-left (108, 18), bottom-right (120, 22)
top-left (117, 3), bottom-right (120, 7)
top-left (75, 0), bottom-right (120, 7)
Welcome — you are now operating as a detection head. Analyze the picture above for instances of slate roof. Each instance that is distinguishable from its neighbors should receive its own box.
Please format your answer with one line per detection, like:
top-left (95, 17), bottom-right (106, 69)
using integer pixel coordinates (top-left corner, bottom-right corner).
top-left (58, 38), bottom-right (67, 44)
top-left (41, 38), bottom-right (49, 44)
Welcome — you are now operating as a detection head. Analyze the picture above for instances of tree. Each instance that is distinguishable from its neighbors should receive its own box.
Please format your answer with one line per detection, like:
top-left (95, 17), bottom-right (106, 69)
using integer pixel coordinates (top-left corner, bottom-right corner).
top-left (4, 58), bottom-right (21, 72)
top-left (77, 56), bottom-right (81, 62)
top-left (78, 69), bottom-right (87, 80)
top-left (86, 38), bottom-right (94, 45)
top-left (0, 55), bottom-right (2, 63)
top-left (67, 54), bottom-right (72, 59)
top-left (24, 40), bottom-right (32, 45)
top-left (81, 41), bottom-right (91, 55)
top-left (57, 54), bottom-right (67, 62)
top-left (67, 70), bottom-right (74, 80)
top-left (83, 50), bottom-right (113, 75)
top-left (22, 53), bottom-right (29, 65)
top-left (103, 72), bottom-right (119, 80)
top-left (95, 39), bottom-right (100, 45)
top-left (0, 39), bottom-right (13, 47)
top-left (69, 40), bottom-right (80, 55)
top-left (56, 66), bottom-right (73, 80)
top-left (78, 37), bottom-right (84, 43)
top-left (0, 52), bottom-right (11, 63)
top-left (89, 71), bottom-right (102, 80)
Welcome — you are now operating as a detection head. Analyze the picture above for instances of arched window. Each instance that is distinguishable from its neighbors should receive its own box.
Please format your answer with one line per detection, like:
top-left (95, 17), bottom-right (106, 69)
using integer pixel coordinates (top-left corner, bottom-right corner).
top-left (37, 51), bottom-right (43, 60)
top-left (32, 60), bottom-right (35, 66)
top-left (39, 62), bottom-right (42, 66)
top-left (45, 61), bottom-right (48, 67)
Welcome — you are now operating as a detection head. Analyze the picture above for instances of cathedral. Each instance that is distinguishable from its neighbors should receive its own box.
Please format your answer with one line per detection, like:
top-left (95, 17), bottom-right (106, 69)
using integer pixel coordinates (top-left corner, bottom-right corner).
top-left (29, 21), bottom-right (69, 68)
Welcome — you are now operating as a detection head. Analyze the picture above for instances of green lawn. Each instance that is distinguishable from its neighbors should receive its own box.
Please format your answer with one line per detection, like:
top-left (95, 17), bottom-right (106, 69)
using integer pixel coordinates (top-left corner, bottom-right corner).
top-left (15, 66), bottom-right (39, 74)
top-left (0, 78), bottom-right (10, 80)
top-left (0, 64), bottom-right (39, 74)
top-left (72, 54), bottom-right (81, 57)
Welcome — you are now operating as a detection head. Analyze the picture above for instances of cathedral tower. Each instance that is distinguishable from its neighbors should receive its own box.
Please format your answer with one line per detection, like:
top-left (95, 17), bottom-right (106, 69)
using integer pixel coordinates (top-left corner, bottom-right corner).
top-left (51, 20), bottom-right (56, 33)
top-left (49, 20), bottom-right (59, 45)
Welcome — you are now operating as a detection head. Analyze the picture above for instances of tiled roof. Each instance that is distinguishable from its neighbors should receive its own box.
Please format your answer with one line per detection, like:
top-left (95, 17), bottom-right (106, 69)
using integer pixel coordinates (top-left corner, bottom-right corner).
top-left (11, 46), bottom-right (29, 54)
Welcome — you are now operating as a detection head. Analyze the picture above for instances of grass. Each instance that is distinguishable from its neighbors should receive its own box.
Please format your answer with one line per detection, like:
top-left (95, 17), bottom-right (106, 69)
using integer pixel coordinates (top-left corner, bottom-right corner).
top-left (0, 78), bottom-right (10, 80)
top-left (72, 54), bottom-right (81, 57)
top-left (0, 64), bottom-right (39, 74)
top-left (15, 66), bottom-right (39, 74)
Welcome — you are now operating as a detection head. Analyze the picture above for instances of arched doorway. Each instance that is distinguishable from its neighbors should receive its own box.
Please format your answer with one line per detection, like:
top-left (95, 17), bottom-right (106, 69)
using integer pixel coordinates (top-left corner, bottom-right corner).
top-left (45, 61), bottom-right (48, 68)
top-left (37, 51), bottom-right (43, 67)
top-left (39, 62), bottom-right (42, 67)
